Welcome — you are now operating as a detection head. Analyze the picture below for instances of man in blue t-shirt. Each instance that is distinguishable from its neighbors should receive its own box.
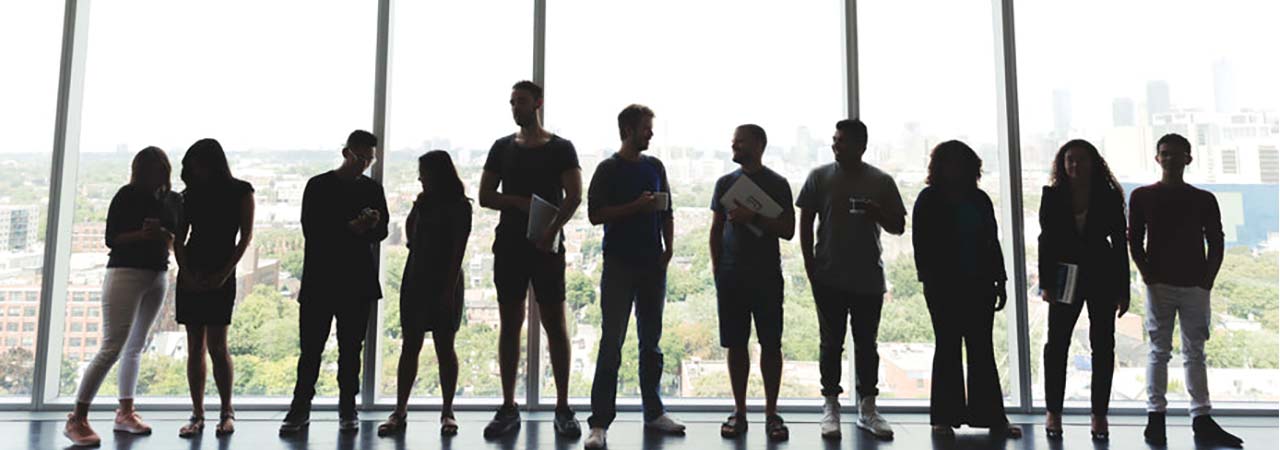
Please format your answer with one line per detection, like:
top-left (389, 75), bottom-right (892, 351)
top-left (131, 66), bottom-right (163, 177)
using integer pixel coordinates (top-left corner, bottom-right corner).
top-left (583, 104), bottom-right (685, 450)
top-left (797, 119), bottom-right (906, 441)
top-left (710, 124), bottom-right (795, 441)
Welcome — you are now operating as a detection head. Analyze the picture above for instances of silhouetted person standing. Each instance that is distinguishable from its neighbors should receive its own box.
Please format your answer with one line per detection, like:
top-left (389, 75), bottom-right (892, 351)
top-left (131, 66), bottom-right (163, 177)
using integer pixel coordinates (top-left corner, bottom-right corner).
top-left (1038, 139), bottom-right (1128, 441)
top-left (584, 104), bottom-right (685, 450)
top-left (710, 124), bottom-right (794, 441)
top-left (1131, 133), bottom-right (1242, 447)
top-left (64, 147), bottom-right (180, 447)
top-left (175, 138), bottom-right (255, 438)
top-left (378, 151), bottom-right (471, 437)
top-left (477, 80), bottom-right (583, 438)
top-left (912, 140), bottom-right (1021, 439)
top-left (797, 119), bottom-right (904, 440)
top-left (281, 130), bottom-right (389, 435)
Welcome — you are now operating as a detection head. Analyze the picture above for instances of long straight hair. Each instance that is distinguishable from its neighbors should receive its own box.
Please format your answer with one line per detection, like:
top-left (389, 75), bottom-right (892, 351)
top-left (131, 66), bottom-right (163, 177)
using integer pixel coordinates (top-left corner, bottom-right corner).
top-left (129, 146), bottom-right (172, 193)
top-left (181, 138), bottom-right (236, 190)
top-left (419, 150), bottom-right (469, 203)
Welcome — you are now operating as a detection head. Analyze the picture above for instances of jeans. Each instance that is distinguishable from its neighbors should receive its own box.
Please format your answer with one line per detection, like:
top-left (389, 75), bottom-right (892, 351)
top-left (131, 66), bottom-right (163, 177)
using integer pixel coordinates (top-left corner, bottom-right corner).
top-left (811, 281), bottom-right (883, 399)
top-left (76, 268), bottom-right (167, 403)
top-left (1145, 283), bottom-right (1212, 417)
top-left (1044, 293), bottom-right (1116, 415)
top-left (289, 299), bottom-right (373, 417)
top-left (588, 256), bottom-right (667, 429)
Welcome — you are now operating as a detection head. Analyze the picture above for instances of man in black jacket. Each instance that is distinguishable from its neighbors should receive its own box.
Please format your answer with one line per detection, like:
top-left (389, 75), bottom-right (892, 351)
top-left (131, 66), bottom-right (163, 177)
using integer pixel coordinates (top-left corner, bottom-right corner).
top-left (281, 130), bottom-right (389, 435)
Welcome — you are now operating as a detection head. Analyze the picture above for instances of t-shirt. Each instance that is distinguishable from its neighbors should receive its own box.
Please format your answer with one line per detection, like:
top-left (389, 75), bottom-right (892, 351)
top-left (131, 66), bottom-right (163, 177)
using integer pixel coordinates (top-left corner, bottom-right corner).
top-left (795, 162), bottom-right (906, 294)
top-left (105, 184), bottom-right (183, 271)
top-left (483, 133), bottom-right (580, 250)
top-left (587, 154), bottom-right (672, 264)
top-left (710, 167), bottom-right (794, 277)
top-left (1128, 182), bottom-right (1223, 287)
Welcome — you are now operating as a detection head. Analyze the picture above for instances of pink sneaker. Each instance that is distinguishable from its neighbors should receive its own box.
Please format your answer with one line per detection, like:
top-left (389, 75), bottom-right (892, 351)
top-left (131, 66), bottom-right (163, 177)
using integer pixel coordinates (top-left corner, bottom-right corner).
top-left (113, 409), bottom-right (152, 435)
top-left (64, 413), bottom-right (101, 446)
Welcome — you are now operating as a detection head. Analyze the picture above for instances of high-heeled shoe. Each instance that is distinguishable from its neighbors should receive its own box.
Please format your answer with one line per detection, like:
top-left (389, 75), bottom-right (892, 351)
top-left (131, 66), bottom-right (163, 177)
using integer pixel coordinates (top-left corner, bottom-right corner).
top-left (1091, 415), bottom-right (1110, 441)
top-left (1044, 412), bottom-right (1063, 440)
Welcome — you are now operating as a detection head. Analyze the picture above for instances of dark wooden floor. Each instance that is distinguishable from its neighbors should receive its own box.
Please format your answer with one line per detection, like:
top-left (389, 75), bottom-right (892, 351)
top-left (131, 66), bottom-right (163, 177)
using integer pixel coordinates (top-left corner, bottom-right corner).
top-left (5, 411), bottom-right (1274, 450)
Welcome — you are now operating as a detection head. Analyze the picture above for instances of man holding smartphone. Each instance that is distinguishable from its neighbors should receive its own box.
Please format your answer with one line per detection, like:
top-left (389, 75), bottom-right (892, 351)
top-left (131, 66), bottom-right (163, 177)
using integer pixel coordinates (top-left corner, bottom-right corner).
top-left (281, 130), bottom-right (389, 435)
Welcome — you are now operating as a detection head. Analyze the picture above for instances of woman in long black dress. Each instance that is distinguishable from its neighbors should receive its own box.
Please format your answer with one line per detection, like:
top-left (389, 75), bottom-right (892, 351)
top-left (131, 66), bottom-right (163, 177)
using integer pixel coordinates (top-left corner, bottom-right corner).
top-left (912, 140), bottom-right (1021, 439)
top-left (174, 138), bottom-right (255, 437)
top-left (378, 150), bottom-right (471, 437)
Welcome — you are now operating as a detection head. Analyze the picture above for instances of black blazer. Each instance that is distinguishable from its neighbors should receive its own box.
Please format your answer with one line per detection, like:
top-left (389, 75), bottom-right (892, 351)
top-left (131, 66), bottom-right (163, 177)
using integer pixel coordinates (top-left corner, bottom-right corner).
top-left (1037, 184), bottom-right (1130, 303)
top-left (912, 186), bottom-right (1007, 287)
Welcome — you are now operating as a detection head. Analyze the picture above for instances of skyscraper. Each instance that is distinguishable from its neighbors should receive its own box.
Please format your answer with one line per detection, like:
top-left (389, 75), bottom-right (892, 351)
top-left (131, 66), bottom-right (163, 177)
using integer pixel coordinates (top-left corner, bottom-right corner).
top-left (1146, 80), bottom-right (1171, 121)
top-left (0, 205), bottom-right (39, 252)
top-left (1213, 59), bottom-right (1237, 114)
top-left (1052, 88), bottom-right (1072, 138)
top-left (1113, 97), bottom-right (1135, 127)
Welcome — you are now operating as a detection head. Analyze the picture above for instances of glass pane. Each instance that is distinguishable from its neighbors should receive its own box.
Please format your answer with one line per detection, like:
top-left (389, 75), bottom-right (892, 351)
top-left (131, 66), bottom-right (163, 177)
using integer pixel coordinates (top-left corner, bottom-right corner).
top-left (0, 2), bottom-right (65, 399)
top-left (545, 0), bottom-right (844, 401)
top-left (1017, 0), bottom-right (1280, 406)
top-left (378, 0), bottom-right (532, 402)
top-left (860, 0), bottom-right (1018, 402)
top-left (61, 0), bottom-right (376, 400)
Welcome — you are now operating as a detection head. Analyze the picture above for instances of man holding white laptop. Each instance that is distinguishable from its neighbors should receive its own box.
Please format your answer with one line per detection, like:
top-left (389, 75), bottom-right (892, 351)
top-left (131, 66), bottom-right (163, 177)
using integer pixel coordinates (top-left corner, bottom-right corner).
top-left (709, 124), bottom-right (795, 441)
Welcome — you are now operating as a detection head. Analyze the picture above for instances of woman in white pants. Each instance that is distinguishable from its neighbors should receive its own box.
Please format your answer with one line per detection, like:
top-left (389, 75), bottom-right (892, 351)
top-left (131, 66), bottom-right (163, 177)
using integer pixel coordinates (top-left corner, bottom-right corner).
top-left (63, 147), bottom-right (182, 447)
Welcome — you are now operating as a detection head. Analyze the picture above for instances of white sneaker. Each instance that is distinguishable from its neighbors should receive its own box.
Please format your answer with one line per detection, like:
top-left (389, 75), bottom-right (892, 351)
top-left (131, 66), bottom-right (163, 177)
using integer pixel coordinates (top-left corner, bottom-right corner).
top-left (644, 413), bottom-right (687, 434)
top-left (584, 427), bottom-right (607, 449)
top-left (856, 396), bottom-right (894, 440)
top-left (821, 396), bottom-right (841, 439)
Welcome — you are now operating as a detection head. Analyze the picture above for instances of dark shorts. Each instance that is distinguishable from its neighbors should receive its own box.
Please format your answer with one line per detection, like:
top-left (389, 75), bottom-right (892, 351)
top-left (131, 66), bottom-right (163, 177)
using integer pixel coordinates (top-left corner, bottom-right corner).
top-left (493, 240), bottom-right (566, 305)
top-left (715, 269), bottom-right (784, 349)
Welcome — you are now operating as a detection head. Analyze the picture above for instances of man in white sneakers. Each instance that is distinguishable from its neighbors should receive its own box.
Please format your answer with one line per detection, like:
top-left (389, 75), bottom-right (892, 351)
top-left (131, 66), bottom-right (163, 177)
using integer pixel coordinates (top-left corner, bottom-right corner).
top-left (584, 104), bottom-right (686, 449)
top-left (797, 119), bottom-right (905, 440)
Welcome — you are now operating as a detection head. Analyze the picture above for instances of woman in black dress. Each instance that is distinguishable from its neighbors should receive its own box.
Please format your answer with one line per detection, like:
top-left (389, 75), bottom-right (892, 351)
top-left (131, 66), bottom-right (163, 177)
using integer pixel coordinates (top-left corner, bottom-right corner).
top-left (912, 140), bottom-right (1021, 439)
top-left (378, 150), bottom-right (471, 437)
top-left (174, 138), bottom-right (255, 437)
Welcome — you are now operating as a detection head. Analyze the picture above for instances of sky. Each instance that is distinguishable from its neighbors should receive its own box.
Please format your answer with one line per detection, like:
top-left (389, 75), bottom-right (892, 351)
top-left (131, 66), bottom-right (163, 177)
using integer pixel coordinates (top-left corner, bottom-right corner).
top-left (1, 0), bottom-right (1277, 157)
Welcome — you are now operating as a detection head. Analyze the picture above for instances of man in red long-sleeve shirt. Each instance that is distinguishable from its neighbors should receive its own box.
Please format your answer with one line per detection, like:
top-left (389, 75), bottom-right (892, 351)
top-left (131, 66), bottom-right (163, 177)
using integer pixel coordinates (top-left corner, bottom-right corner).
top-left (1129, 133), bottom-right (1241, 448)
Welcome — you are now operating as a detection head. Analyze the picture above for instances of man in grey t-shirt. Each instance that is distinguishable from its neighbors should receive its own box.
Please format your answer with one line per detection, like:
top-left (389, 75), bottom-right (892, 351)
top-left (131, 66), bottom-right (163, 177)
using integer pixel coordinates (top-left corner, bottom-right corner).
top-left (797, 119), bottom-right (905, 441)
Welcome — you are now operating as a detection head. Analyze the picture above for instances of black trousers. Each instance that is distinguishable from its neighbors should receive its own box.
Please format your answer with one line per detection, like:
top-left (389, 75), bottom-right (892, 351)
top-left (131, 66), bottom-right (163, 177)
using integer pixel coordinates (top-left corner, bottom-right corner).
top-left (812, 282), bottom-right (883, 398)
top-left (1044, 294), bottom-right (1115, 415)
top-left (289, 299), bottom-right (374, 416)
top-left (924, 282), bottom-right (1009, 428)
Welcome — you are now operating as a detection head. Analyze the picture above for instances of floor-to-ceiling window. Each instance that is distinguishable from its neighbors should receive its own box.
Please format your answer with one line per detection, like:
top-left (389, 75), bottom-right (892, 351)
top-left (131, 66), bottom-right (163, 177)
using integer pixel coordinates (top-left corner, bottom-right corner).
top-left (0, 1), bottom-right (65, 401)
top-left (59, 0), bottom-right (376, 401)
top-left (1015, 0), bottom-right (1280, 407)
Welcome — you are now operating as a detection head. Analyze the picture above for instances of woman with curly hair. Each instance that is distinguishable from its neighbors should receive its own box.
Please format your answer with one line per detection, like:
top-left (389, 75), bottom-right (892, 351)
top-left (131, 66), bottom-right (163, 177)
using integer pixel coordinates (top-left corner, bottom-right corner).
top-left (1039, 139), bottom-right (1130, 441)
top-left (912, 140), bottom-right (1021, 439)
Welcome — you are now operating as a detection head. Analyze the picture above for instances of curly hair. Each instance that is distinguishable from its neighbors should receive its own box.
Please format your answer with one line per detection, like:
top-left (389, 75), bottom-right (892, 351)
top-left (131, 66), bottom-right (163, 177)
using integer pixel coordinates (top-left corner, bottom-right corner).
top-left (926, 140), bottom-right (982, 189)
top-left (1050, 139), bottom-right (1123, 195)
